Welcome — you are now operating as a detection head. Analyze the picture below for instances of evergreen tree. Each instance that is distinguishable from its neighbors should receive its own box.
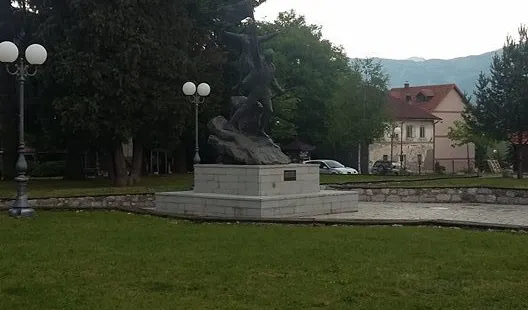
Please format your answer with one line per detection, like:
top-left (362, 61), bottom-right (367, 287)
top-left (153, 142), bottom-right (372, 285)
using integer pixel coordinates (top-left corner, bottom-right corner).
top-left (468, 26), bottom-right (528, 178)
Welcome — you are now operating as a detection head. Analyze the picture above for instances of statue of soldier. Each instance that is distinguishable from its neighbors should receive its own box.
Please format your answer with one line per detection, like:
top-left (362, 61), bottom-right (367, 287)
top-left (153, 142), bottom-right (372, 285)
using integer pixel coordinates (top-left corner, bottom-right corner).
top-left (229, 48), bottom-right (284, 137)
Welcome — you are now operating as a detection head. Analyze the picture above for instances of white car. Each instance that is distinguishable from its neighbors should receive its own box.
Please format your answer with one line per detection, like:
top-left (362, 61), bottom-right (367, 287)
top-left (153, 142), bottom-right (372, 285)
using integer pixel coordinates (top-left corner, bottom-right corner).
top-left (303, 159), bottom-right (359, 175)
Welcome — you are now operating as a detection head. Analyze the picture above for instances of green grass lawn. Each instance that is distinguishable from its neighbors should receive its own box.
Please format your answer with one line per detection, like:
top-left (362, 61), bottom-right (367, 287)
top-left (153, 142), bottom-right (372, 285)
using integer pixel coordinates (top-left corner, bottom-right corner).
top-left (375, 177), bottom-right (528, 189)
top-left (0, 174), bottom-right (457, 199)
top-left (1, 211), bottom-right (527, 309)
top-left (318, 173), bottom-right (473, 184)
top-left (0, 174), bottom-right (194, 199)
top-left (0, 174), bottom-right (525, 199)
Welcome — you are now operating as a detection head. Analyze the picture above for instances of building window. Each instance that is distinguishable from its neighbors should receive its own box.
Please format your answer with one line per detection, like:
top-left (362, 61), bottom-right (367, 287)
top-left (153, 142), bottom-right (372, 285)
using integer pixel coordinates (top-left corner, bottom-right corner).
top-left (406, 125), bottom-right (413, 138)
top-left (419, 126), bottom-right (425, 138)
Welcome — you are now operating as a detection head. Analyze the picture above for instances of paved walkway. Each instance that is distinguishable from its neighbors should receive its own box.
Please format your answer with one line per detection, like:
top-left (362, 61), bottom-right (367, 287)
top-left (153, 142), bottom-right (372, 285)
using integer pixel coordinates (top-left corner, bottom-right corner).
top-left (312, 202), bottom-right (528, 227)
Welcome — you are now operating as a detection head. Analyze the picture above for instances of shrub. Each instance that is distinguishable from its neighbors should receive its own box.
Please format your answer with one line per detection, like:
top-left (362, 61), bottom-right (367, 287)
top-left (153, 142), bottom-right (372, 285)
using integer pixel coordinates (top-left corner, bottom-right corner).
top-left (434, 161), bottom-right (446, 174)
top-left (29, 160), bottom-right (66, 177)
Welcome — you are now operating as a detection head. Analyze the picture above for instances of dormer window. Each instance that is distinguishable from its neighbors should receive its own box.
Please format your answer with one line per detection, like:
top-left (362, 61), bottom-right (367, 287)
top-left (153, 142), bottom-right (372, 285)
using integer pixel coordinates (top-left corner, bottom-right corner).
top-left (416, 92), bottom-right (427, 102)
top-left (416, 89), bottom-right (434, 102)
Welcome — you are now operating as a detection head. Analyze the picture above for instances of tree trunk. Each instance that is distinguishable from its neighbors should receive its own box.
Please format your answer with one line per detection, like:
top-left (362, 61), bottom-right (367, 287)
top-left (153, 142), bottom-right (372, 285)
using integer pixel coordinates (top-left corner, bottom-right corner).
top-left (111, 142), bottom-right (128, 187)
top-left (64, 139), bottom-right (85, 180)
top-left (515, 132), bottom-right (523, 179)
top-left (173, 143), bottom-right (187, 173)
top-left (1, 98), bottom-right (17, 179)
top-left (517, 145), bottom-right (524, 179)
top-left (106, 151), bottom-right (115, 183)
top-left (2, 131), bottom-right (17, 180)
top-left (127, 137), bottom-right (143, 186)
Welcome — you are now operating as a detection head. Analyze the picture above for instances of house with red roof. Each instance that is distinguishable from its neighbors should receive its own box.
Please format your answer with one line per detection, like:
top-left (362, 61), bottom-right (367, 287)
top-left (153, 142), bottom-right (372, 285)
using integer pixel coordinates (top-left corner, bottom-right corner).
top-left (373, 82), bottom-right (475, 173)
top-left (369, 95), bottom-right (441, 172)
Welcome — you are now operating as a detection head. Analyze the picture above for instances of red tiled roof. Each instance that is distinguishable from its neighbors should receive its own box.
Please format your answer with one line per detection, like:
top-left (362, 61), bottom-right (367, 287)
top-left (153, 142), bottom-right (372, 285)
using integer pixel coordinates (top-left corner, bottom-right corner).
top-left (386, 96), bottom-right (441, 121)
top-left (389, 83), bottom-right (465, 112)
top-left (419, 89), bottom-right (435, 97)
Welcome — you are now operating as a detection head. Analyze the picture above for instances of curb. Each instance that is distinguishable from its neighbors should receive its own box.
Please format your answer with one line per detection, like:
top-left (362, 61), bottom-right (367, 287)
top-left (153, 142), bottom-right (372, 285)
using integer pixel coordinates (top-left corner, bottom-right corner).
top-left (6, 205), bottom-right (527, 232)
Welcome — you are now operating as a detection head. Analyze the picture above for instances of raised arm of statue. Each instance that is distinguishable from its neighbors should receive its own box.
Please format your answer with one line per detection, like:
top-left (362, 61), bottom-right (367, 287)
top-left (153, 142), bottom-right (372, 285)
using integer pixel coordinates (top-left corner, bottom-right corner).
top-left (258, 31), bottom-right (279, 43)
top-left (272, 77), bottom-right (285, 94)
top-left (223, 30), bottom-right (246, 42)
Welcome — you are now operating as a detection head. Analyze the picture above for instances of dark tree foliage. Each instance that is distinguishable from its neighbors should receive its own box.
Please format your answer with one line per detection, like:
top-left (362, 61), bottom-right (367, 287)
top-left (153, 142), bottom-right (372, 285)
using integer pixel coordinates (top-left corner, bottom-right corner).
top-left (468, 26), bottom-right (528, 178)
top-left (21, 0), bottom-right (265, 185)
top-left (256, 11), bottom-right (351, 146)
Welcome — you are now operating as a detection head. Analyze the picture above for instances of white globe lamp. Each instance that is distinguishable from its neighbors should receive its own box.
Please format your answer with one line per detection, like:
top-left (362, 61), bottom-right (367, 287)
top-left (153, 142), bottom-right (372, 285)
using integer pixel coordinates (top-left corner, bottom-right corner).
top-left (197, 83), bottom-right (211, 97)
top-left (0, 41), bottom-right (19, 63)
top-left (182, 82), bottom-right (196, 96)
top-left (25, 44), bottom-right (47, 65)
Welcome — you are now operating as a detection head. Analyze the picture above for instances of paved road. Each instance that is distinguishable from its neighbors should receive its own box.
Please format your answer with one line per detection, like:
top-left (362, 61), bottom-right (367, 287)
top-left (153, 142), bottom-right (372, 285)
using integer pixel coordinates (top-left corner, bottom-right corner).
top-left (312, 202), bottom-right (528, 227)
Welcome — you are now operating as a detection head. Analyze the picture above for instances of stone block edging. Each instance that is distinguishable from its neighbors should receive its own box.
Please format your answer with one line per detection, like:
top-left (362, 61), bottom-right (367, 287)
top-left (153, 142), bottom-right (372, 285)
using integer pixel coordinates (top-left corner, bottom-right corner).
top-left (0, 194), bottom-right (155, 209)
top-left (0, 186), bottom-right (527, 209)
top-left (323, 185), bottom-right (528, 205)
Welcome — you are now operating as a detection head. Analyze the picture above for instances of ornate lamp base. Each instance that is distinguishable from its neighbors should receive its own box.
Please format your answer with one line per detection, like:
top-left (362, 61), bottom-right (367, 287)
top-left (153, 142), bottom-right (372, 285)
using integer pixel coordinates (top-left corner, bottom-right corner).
top-left (8, 207), bottom-right (35, 217)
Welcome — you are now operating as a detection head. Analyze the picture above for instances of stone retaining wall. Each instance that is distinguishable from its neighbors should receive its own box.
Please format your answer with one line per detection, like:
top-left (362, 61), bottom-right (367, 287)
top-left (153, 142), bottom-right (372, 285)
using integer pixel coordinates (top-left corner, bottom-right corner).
top-left (348, 187), bottom-right (528, 205)
top-left (0, 187), bottom-right (527, 209)
top-left (0, 194), bottom-right (155, 209)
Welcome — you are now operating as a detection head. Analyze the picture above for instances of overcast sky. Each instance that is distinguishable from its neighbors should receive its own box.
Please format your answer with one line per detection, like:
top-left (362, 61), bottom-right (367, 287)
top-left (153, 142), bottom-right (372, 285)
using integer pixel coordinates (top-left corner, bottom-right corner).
top-left (255, 0), bottom-right (528, 60)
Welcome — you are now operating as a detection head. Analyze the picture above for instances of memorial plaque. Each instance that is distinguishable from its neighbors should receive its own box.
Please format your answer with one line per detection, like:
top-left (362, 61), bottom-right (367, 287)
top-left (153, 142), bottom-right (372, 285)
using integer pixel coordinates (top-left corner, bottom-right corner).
top-left (284, 170), bottom-right (297, 181)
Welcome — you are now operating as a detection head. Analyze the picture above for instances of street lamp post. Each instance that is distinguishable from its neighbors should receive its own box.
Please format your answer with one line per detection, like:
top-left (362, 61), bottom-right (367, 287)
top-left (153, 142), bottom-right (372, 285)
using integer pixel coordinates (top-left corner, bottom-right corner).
top-left (391, 126), bottom-right (401, 164)
top-left (0, 41), bottom-right (47, 217)
top-left (182, 81), bottom-right (210, 165)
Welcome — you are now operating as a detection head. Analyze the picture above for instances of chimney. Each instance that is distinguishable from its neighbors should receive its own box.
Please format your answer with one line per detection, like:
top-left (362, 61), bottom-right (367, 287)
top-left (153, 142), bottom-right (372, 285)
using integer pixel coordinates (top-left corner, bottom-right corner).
top-left (405, 94), bottom-right (412, 104)
top-left (404, 81), bottom-right (409, 88)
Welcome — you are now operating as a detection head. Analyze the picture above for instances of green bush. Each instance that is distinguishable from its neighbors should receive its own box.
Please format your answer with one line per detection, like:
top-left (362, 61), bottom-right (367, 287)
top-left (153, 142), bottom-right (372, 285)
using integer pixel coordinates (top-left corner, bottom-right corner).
top-left (29, 161), bottom-right (66, 177)
top-left (434, 161), bottom-right (446, 174)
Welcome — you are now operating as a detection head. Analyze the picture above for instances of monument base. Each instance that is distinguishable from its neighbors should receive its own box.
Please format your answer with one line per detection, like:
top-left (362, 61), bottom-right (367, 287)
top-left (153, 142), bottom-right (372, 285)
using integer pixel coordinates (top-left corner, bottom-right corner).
top-left (155, 164), bottom-right (358, 219)
top-left (155, 190), bottom-right (357, 218)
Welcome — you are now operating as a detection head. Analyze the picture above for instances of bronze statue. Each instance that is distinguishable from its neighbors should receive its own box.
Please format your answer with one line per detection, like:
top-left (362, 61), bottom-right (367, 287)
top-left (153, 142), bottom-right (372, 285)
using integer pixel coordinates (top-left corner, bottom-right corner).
top-left (230, 48), bottom-right (284, 137)
top-left (218, 0), bottom-right (254, 26)
top-left (206, 0), bottom-right (291, 165)
top-left (222, 29), bottom-right (278, 91)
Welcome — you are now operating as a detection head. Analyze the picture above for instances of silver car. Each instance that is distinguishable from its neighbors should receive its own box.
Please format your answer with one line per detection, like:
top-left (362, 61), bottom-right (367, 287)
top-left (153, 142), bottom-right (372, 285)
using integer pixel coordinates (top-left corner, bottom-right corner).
top-left (303, 159), bottom-right (359, 175)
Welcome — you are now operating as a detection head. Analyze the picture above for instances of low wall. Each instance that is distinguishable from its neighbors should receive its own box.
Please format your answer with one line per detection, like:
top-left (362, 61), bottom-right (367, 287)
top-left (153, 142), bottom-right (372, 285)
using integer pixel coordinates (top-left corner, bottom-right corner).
top-left (0, 194), bottom-right (155, 209)
top-left (0, 187), bottom-right (527, 209)
top-left (332, 187), bottom-right (528, 205)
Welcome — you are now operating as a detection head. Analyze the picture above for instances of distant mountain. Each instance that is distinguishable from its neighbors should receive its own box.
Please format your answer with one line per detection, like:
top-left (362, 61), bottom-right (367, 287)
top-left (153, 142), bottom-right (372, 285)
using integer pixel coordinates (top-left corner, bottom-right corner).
top-left (406, 57), bottom-right (426, 62)
top-left (353, 50), bottom-right (500, 96)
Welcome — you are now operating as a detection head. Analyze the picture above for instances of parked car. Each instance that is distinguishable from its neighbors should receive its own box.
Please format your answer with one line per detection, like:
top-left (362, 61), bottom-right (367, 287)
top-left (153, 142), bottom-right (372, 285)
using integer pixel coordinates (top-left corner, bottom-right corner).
top-left (370, 160), bottom-right (403, 175)
top-left (303, 159), bottom-right (359, 174)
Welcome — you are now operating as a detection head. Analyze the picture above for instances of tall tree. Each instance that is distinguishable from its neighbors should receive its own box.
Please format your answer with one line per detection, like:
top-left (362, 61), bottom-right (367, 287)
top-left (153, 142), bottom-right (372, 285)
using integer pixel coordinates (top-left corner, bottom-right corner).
top-left (257, 11), bottom-right (351, 146)
top-left (327, 58), bottom-right (389, 172)
top-left (32, 0), bottom-right (240, 185)
top-left (448, 92), bottom-right (494, 173)
top-left (467, 26), bottom-right (528, 178)
top-left (29, 0), bottom-right (269, 184)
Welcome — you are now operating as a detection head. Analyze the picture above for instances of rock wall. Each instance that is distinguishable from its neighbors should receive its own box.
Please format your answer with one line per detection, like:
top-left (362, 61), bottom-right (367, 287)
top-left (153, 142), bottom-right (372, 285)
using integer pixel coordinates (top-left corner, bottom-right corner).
top-left (352, 187), bottom-right (528, 205)
top-left (0, 187), bottom-right (527, 210)
top-left (0, 194), bottom-right (155, 209)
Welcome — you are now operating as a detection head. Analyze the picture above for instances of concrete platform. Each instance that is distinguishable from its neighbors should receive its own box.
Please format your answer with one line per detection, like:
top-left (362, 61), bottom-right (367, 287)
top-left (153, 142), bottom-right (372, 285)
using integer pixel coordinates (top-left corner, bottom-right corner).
top-left (155, 190), bottom-right (358, 218)
top-left (155, 164), bottom-right (359, 219)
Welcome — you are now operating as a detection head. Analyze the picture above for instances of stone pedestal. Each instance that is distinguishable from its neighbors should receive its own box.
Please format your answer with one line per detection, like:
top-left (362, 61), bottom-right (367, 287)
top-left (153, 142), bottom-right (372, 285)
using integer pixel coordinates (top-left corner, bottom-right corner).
top-left (155, 164), bottom-right (358, 219)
